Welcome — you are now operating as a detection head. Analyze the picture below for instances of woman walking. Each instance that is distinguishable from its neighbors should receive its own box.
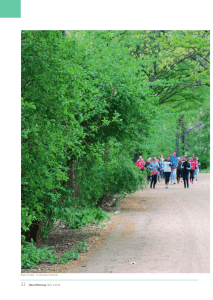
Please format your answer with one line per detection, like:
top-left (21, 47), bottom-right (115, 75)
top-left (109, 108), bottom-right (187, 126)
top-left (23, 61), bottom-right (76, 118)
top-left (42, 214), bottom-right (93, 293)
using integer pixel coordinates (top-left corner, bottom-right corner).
top-left (159, 157), bottom-right (164, 182)
top-left (182, 155), bottom-right (191, 188)
top-left (149, 157), bottom-right (159, 189)
top-left (189, 156), bottom-right (197, 184)
top-left (177, 157), bottom-right (182, 183)
top-left (145, 158), bottom-right (151, 184)
top-left (170, 152), bottom-right (178, 184)
top-left (194, 157), bottom-right (200, 180)
top-left (180, 157), bottom-right (184, 182)
top-left (136, 156), bottom-right (145, 172)
top-left (162, 156), bottom-right (174, 188)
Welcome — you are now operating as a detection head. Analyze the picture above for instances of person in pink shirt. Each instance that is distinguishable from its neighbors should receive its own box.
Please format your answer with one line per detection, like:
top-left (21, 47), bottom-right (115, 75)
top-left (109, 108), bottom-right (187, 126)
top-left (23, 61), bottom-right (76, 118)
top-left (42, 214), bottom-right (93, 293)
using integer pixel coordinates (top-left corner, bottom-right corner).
top-left (189, 157), bottom-right (197, 184)
top-left (136, 156), bottom-right (145, 172)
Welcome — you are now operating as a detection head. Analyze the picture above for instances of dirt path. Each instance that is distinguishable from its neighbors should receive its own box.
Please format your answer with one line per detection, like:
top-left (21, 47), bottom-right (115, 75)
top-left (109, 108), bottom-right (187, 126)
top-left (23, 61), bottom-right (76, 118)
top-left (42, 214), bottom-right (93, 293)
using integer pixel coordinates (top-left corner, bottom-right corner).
top-left (66, 173), bottom-right (210, 273)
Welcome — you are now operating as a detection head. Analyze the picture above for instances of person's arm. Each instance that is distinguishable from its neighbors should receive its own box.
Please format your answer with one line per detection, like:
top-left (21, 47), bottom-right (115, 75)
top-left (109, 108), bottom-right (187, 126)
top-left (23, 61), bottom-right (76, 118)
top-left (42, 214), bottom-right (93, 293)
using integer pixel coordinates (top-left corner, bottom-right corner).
top-left (169, 160), bottom-right (174, 166)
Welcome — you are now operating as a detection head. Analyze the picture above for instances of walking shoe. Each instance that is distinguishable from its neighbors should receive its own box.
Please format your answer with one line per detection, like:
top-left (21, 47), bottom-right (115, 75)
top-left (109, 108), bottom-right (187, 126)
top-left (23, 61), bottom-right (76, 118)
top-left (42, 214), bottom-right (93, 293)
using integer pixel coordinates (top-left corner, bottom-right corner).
top-left (181, 180), bottom-right (183, 182)
top-left (171, 182), bottom-right (173, 185)
top-left (196, 179), bottom-right (197, 181)
top-left (190, 179), bottom-right (192, 183)
top-left (166, 185), bottom-right (168, 188)
top-left (187, 186), bottom-right (189, 188)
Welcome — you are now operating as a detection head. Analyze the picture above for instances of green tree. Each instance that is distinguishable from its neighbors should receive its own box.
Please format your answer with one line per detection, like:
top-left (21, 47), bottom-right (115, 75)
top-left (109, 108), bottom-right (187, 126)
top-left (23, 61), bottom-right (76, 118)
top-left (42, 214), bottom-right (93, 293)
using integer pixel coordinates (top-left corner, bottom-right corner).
top-left (21, 30), bottom-right (151, 242)
top-left (21, 30), bottom-right (210, 245)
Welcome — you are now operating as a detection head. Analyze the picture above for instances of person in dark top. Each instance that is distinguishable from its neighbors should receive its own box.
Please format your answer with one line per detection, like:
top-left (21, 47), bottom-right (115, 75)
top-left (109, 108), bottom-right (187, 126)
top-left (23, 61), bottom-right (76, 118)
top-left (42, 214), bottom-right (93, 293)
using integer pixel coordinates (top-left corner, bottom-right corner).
top-left (145, 158), bottom-right (151, 184)
top-left (182, 155), bottom-right (191, 188)
top-left (180, 157), bottom-right (184, 182)
top-left (177, 157), bottom-right (182, 183)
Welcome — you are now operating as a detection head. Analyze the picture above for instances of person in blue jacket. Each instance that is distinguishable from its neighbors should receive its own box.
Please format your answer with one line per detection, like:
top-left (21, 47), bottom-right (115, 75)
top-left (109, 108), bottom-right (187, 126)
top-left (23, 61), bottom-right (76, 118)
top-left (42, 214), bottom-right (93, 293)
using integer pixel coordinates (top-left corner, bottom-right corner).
top-left (158, 157), bottom-right (164, 182)
top-left (170, 152), bottom-right (178, 184)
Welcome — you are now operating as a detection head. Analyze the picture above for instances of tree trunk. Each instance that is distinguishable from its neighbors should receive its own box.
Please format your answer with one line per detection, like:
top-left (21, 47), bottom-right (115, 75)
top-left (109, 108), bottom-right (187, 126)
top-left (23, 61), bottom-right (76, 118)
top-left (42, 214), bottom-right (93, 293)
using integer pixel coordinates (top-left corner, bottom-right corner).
top-left (67, 158), bottom-right (75, 190)
top-left (175, 115), bottom-right (185, 157)
top-left (67, 157), bottom-right (80, 197)
top-left (133, 146), bottom-right (139, 163)
top-left (22, 221), bottom-right (45, 244)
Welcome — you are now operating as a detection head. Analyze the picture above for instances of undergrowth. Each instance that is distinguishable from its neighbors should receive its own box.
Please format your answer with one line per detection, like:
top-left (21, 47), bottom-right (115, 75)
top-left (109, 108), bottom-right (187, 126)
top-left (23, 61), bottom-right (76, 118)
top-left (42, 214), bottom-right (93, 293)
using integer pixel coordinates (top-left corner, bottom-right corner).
top-left (21, 239), bottom-right (88, 269)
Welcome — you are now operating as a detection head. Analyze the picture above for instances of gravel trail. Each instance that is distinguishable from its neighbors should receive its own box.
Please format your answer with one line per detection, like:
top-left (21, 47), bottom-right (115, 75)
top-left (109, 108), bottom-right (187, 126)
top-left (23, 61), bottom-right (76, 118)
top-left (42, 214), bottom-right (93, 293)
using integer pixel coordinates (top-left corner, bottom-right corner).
top-left (67, 173), bottom-right (210, 273)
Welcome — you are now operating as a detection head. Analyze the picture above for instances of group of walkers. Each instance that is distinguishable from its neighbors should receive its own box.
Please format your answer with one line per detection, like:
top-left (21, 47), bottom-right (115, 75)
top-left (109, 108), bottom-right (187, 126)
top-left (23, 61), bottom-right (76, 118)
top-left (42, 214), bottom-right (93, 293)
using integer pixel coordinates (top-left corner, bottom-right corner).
top-left (136, 152), bottom-right (200, 189)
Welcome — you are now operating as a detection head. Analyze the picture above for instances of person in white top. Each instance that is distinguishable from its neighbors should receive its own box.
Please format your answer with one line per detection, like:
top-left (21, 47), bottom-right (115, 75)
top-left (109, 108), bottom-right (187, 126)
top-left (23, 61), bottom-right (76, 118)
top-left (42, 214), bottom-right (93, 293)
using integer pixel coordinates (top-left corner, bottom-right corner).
top-left (162, 156), bottom-right (174, 188)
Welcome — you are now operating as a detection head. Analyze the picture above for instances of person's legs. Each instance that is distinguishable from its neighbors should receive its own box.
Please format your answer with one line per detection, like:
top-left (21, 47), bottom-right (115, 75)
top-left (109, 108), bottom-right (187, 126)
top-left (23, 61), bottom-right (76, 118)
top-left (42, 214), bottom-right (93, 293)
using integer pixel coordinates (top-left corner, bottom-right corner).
top-left (160, 170), bottom-right (163, 181)
top-left (186, 173), bottom-right (189, 188)
top-left (168, 172), bottom-right (171, 184)
top-left (170, 169), bottom-right (174, 183)
top-left (191, 170), bottom-right (194, 183)
top-left (173, 168), bottom-right (177, 183)
top-left (164, 172), bottom-right (167, 186)
top-left (194, 168), bottom-right (198, 180)
top-left (171, 169), bottom-right (177, 183)
top-left (147, 174), bottom-right (151, 183)
top-left (183, 176), bottom-right (186, 188)
top-left (177, 170), bottom-right (181, 183)
top-left (165, 172), bottom-right (170, 187)
top-left (154, 174), bottom-right (157, 188)
top-left (150, 175), bottom-right (154, 188)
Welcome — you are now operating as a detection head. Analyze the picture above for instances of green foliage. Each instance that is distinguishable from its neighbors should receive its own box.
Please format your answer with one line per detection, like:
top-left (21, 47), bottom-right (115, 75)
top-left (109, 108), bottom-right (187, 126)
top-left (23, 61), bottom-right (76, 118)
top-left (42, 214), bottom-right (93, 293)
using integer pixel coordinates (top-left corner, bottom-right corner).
top-left (21, 239), bottom-right (88, 269)
top-left (74, 141), bottom-right (144, 207)
top-left (185, 101), bottom-right (210, 168)
top-left (21, 30), bottom-right (210, 243)
top-left (21, 239), bottom-right (57, 269)
top-left (73, 241), bottom-right (88, 253)
top-left (125, 30), bottom-right (210, 106)
top-left (54, 207), bottom-right (110, 229)
top-left (21, 30), bottom-right (149, 239)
